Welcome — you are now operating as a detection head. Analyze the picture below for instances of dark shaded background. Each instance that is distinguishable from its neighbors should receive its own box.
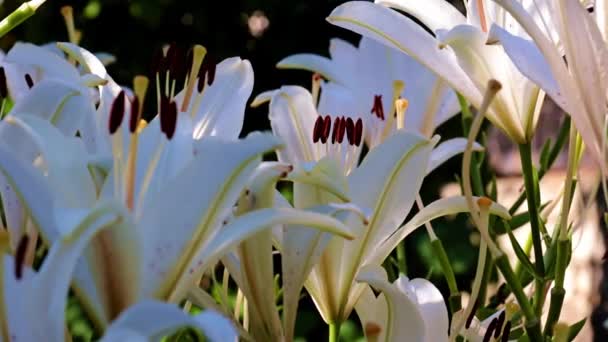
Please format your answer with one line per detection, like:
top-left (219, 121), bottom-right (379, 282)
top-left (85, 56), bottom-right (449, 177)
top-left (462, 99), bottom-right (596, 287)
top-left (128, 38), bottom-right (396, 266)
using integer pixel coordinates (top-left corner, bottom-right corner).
top-left (1, 0), bottom-right (579, 341)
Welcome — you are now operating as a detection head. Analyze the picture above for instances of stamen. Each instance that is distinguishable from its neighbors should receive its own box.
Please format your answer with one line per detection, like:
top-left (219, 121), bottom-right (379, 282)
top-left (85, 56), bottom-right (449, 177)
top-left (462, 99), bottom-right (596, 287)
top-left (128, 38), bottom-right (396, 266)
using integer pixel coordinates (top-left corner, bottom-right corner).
top-left (482, 318), bottom-right (497, 342)
top-left (465, 299), bottom-right (479, 329)
top-left (159, 94), bottom-right (170, 135)
top-left (0, 67), bottom-right (7, 98)
top-left (354, 118), bottom-right (363, 146)
top-left (162, 100), bottom-right (178, 140)
top-left (181, 45), bottom-right (207, 112)
top-left (501, 321), bottom-right (511, 342)
top-left (371, 95), bottom-right (384, 120)
top-left (477, 0), bottom-right (488, 33)
top-left (311, 73), bottom-right (322, 106)
top-left (15, 234), bottom-right (29, 280)
top-left (108, 91), bottom-right (126, 134)
top-left (320, 115), bottom-right (331, 144)
top-left (133, 75), bottom-right (149, 126)
top-left (395, 98), bottom-right (409, 130)
top-left (129, 97), bottom-right (140, 134)
top-left (380, 80), bottom-right (405, 140)
top-left (198, 55), bottom-right (217, 91)
top-left (60, 6), bottom-right (79, 45)
top-left (337, 116), bottom-right (346, 143)
top-left (24, 74), bottom-right (34, 89)
top-left (345, 117), bottom-right (355, 145)
top-left (331, 116), bottom-right (340, 144)
top-left (312, 115), bottom-right (324, 143)
top-left (494, 311), bottom-right (506, 338)
top-left (0, 230), bottom-right (9, 255)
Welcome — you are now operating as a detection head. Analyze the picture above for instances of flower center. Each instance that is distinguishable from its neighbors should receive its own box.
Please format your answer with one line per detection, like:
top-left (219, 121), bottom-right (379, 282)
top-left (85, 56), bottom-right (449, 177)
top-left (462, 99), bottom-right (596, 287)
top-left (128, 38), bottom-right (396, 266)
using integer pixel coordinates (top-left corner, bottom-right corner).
top-left (312, 114), bottom-right (362, 173)
top-left (368, 80), bottom-right (407, 148)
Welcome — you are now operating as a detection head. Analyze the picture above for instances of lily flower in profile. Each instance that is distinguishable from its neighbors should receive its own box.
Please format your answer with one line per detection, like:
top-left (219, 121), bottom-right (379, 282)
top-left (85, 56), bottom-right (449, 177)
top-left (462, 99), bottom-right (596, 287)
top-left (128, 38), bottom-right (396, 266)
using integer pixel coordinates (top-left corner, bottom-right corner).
top-left (487, 0), bottom-right (608, 169)
top-left (277, 36), bottom-right (460, 144)
top-left (355, 266), bottom-right (513, 342)
top-left (253, 86), bottom-right (504, 331)
top-left (326, 0), bottom-right (560, 143)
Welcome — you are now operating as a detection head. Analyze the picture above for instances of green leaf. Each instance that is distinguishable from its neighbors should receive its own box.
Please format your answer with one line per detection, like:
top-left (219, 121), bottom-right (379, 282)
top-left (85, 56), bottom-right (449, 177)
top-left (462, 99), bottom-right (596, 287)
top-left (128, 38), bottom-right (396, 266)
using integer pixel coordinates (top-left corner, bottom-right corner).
top-left (567, 318), bottom-right (586, 341)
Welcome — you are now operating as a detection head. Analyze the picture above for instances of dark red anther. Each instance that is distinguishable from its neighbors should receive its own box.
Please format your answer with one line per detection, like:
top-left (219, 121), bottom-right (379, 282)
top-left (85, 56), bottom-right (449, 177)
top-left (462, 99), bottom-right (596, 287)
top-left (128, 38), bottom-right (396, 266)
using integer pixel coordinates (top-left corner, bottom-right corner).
top-left (15, 235), bottom-right (29, 280)
top-left (0, 67), bottom-right (7, 98)
top-left (108, 90), bottom-right (126, 135)
top-left (354, 118), bottom-right (363, 146)
top-left (312, 115), bottom-right (324, 143)
top-left (501, 321), bottom-right (511, 342)
top-left (371, 95), bottom-right (385, 120)
top-left (129, 97), bottom-right (140, 133)
top-left (494, 311), bottom-right (505, 338)
top-left (482, 319), bottom-right (497, 342)
top-left (337, 116), bottom-right (346, 143)
top-left (198, 56), bottom-right (216, 91)
top-left (331, 117), bottom-right (340, 144)
top-left (162, 100), bottom-right (178, 140)
top-left (345, 117), bottom-right (355, 145)
top-left (465, 300), bottom-right (479, 329)
top-left (159, 94), bottom-right (170, 135)
top-left (24, 74), bottom-right (34, 89)
top-left (320, 115), bottom-right (331, 144)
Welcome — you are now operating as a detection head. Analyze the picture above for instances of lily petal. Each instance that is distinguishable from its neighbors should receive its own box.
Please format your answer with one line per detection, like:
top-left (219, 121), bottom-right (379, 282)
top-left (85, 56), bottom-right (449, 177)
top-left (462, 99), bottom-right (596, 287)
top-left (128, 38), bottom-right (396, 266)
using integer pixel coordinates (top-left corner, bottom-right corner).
top-left (368, 196), bottom-right (510, 266)
top-left (277, 54), bottom-right (345, 84)
top-left (327, 1), bottom-right (483, 110)
top-left (375, 0), bottom-right (466, 32)
top-left (356, 265), bottom-right (426, 341)
top-left (427, 138), bottom-right (483, 174)
top-left (5, 42), bottom-right (80, 82)
top-left (100, 301), bottom-right (236, 342)
top-left (139, 133), bottom-right (282, 300)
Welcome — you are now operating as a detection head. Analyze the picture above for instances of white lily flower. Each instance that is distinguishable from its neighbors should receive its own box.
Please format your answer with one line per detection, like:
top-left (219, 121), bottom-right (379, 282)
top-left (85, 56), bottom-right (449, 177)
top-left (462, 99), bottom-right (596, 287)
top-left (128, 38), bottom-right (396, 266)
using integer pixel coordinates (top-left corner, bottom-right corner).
top-left (254, 86), bottom-right (506, 327)
top-left (277, 36), bottom-right (460, 144)
top-left (325, 0), bottom-right (561, 143)
top-left (487, 0), bottom-right (608, 168)
top-left (0, 145), bottom-right (237, 342)
top-left (355, 266), bottom-right (513, 342)
top-left (220, 162), bottom-right (358, 342)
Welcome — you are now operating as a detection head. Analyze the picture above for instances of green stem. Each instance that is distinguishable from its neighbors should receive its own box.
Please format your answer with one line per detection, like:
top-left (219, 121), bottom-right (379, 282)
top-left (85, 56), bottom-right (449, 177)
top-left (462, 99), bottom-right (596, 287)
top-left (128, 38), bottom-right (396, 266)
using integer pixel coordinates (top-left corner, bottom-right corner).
top-left (431, 239), bottom-right (461, 313)
top-left (329, 321), bottom-right (341, 342)
top-left (494, 254), bottom-right (542, 342)
top-left (0, 1), bottom-right (46, 39)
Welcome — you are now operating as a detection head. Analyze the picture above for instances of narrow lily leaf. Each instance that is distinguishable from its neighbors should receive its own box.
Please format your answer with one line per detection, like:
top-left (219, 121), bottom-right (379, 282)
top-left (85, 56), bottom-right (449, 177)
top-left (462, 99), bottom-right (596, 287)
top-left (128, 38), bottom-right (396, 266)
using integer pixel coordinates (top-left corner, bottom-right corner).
top-left (504, 220), bottom-right (541, 280)
top-left (356, 265), bottom-right (426, 342)
top-left (171, 206), bottom-right (357, 302)
top-left (5, 42), bottom-right (80, 81)
top-left (427, 138), bottom-right (483, 174)
top-left (277, 54), bottom-right (345, 84)
top-left (139, 133), bottom-right (282, 299)
top-left (327, 1), bottom-right (483, 109)
top-left (376, 0), bottom-right (467, 32)
top-left (99, 301), bottom-right (236, 342)
top-left (368, 196), bottom-right (510, 265)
